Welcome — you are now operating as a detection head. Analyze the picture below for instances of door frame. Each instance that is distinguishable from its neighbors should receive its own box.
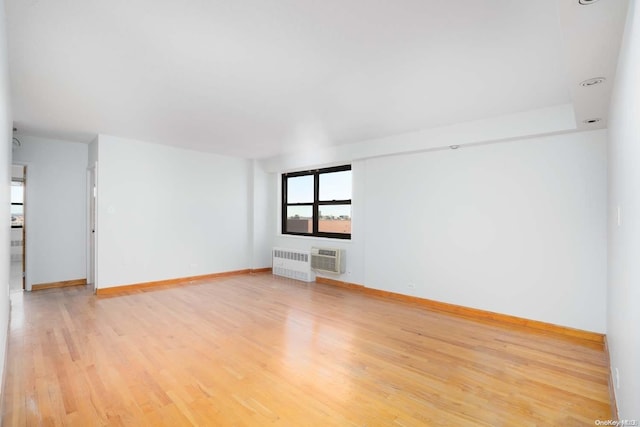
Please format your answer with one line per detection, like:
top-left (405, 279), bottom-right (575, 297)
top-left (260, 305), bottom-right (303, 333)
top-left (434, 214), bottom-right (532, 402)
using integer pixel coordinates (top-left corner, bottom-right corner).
top-left (86, 162), bottom-right (98, 291)
top-left (12, 162), bottom-right (31, 291)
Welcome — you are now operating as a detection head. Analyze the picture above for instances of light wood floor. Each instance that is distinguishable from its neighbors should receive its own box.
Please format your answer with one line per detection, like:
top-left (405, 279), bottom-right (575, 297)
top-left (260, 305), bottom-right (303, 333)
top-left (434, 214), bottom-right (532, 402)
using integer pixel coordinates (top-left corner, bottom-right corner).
top-left (2, 273), bottom-right (611, 426)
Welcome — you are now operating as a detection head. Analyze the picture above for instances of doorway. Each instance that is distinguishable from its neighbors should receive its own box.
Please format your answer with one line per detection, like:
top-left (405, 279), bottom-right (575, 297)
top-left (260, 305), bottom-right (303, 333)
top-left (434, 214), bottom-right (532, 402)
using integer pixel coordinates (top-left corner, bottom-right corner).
top-left (10, 165), bottom-right (25, 292)
top-left (87, 163), bottom-right (97, 290)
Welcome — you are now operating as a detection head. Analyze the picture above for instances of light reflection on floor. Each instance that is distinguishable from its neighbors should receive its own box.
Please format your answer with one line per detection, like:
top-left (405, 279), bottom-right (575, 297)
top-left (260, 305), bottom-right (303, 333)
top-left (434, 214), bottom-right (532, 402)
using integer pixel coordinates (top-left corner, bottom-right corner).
top-left (282, 308), bottom-right (354, 402)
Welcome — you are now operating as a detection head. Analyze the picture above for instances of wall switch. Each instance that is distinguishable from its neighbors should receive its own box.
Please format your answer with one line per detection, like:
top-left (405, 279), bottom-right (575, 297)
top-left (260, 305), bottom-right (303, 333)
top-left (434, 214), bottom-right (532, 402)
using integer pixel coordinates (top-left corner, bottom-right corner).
top-left (616, 206), bottom-right (622, 227)
top-left (615, 368), bottom-right (620, 389)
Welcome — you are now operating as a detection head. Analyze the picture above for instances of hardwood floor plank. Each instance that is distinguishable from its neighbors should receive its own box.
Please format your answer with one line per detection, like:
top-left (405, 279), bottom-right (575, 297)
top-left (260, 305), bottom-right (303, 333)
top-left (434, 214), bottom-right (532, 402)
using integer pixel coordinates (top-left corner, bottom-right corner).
top-left (2, 274), bottom-right (611, 425)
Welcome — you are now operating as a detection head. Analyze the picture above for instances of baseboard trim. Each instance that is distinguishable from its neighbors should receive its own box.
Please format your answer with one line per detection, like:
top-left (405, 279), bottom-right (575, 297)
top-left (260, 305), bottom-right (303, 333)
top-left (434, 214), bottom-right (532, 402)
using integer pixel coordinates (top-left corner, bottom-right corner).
top-left (315, 276), bottom-right (365, 290)
top-left (250, 267), bottom-right (272, 274)
top-left (315, 276), bottom-right (604, 344)
top-left (96, 269), bottom-right (251, 296)
top-left (604, 337), bottom-right (619, 419)
top-left (0, 298), bottom-right (10, 416)
top-left (32, 278), bottom-right (87, 291)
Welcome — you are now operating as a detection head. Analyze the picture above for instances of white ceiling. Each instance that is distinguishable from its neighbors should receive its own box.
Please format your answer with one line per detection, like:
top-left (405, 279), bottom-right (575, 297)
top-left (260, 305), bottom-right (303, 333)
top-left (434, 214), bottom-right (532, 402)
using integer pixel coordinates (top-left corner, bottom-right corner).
top-left (5, 0), bottom-right (629, 159)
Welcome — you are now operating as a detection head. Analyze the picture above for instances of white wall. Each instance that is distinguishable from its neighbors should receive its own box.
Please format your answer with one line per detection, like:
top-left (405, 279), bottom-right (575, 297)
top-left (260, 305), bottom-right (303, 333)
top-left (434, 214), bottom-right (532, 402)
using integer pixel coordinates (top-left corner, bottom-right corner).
top-left (607, 0), bottom-right (639, 418)
top-left (12, 136), bottom-right (88, 288)
top-left (88, 135), bottom-right (98, 166)
top-left (270, 130), bottom-right (607, 333)
top-left (251, 160), bottom-right (276, 269)
top-left (95, 135), bottom-right (253, 288)
top-left (0, 0), bottom-right (11, 397)
top-left (364, 131), bottom-right (606, 332)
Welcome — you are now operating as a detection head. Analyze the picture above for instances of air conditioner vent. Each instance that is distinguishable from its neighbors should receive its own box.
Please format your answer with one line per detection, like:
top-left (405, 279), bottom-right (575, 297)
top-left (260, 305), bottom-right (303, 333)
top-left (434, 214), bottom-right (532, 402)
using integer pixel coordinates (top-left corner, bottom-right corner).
top-left (311, 247), bottom-right (345, 274)
top-left (317, 249), bottom-right (337, 257)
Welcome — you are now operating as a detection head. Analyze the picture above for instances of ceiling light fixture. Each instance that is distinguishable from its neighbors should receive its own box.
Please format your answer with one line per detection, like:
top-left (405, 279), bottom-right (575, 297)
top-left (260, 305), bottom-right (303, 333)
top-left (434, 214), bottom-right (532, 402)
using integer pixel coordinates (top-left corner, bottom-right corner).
top-left (578, 0), bottom-right (600, 4)
top-left (449, 145), bottom-right (460, 150)
top-left (580, 77), bottom-right (606, 87)
top-left (12, 127), bottom-right (20, 148)
top-left (583, 118), bottom-right (601, 124)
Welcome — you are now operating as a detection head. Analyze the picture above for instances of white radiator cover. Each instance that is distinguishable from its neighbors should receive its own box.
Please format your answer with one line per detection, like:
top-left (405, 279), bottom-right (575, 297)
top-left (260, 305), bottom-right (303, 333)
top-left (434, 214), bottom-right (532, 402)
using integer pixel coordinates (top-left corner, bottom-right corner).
top-left (272, 247), bottom-right (316, 282)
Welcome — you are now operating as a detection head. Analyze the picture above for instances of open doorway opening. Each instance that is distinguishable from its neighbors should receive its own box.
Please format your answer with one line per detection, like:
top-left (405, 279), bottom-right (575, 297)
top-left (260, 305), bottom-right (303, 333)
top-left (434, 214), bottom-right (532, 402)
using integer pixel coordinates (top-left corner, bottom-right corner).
top-left (87, 163), bottom-right (97, 291)
top-left (10, 165), bottom-right (25, 292)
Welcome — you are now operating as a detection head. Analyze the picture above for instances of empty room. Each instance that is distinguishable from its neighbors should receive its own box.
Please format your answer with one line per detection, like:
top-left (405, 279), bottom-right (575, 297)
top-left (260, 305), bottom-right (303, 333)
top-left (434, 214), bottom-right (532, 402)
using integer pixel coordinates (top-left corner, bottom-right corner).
top-left (0, 0), bottom-right (638, 425)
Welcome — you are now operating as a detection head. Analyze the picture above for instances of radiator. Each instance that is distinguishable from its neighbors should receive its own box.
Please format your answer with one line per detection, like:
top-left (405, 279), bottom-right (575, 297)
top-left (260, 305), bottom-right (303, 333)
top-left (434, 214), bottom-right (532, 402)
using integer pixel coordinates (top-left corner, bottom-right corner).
top-left (272, 247), bottom-right (316, 282)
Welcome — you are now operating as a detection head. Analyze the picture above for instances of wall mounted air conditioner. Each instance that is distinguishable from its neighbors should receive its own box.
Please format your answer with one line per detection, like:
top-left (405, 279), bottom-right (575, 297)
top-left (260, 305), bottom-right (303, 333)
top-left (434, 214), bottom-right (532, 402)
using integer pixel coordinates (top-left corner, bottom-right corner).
top-left (311, 247), bottom-right (346, 274)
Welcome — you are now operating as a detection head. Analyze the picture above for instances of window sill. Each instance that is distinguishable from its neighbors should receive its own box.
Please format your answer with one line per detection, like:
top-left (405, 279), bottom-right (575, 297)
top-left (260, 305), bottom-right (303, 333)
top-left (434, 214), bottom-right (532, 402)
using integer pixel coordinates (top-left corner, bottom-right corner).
top-left (277, 233), bottom-right (353, 244)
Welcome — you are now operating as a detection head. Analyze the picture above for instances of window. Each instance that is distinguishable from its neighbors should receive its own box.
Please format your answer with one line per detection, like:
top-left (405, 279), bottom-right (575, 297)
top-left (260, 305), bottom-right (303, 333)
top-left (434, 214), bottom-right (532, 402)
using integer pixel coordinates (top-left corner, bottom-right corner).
top-left (282, 165), bottom-right (351, 239)
top-left (11, 180), bottom-right (24, 228)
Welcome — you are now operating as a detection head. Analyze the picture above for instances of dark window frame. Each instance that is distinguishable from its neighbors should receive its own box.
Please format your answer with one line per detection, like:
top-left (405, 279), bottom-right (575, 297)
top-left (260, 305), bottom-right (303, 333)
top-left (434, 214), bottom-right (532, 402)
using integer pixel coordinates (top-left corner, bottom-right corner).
top-left (282, 164), bottom-right (351, 240)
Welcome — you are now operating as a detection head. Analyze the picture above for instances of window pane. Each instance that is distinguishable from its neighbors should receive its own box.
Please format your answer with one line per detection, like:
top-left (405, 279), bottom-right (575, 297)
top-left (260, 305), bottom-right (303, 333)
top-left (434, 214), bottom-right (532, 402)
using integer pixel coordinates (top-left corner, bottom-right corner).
top-left (11, 182), bottom-right (23, 204)
top-left (319, 170), bottom-right (351, 201)
top-left (318, 204), bottom-right (351, 234)
top-left (286, 205), bottom-right (312, 233)
top-left (287, 175), bottom-right (314, 203)
top-left (11, 204), bottom-right (23, 227)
